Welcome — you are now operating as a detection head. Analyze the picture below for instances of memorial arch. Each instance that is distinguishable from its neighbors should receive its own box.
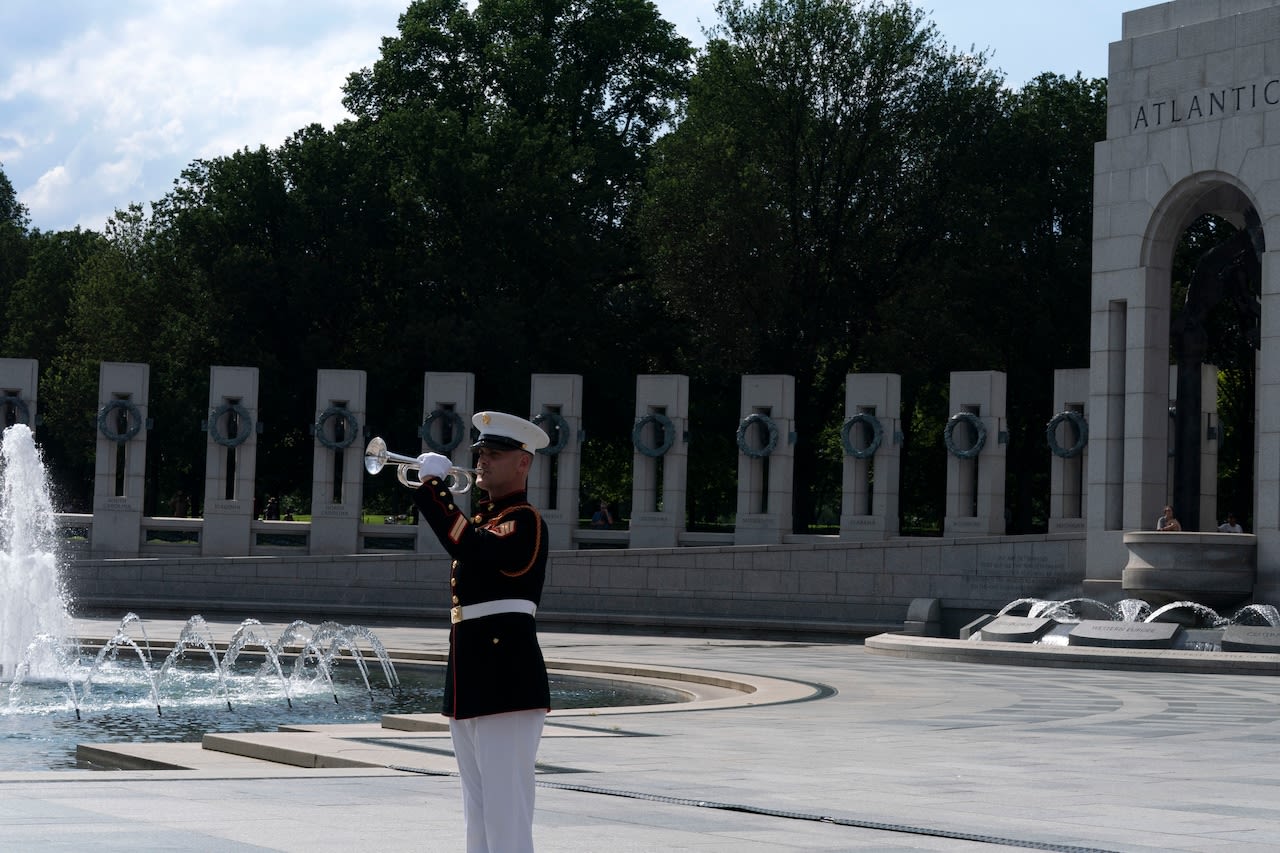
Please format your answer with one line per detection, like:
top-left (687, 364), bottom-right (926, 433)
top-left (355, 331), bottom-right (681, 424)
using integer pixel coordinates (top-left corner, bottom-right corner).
top-left (1086, 0), bottom-right (1280, 602)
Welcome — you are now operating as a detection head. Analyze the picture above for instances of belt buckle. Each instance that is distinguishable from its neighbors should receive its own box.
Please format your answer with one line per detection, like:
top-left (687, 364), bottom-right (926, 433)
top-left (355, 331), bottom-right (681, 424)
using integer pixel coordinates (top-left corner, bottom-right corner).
top-left (450, 605), bottom-right (462, 624)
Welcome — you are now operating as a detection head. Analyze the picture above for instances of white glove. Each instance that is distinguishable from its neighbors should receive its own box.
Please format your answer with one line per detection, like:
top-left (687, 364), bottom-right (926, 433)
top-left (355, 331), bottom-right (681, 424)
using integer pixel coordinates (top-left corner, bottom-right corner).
top-left (416, 452), bottom-right (452, 479)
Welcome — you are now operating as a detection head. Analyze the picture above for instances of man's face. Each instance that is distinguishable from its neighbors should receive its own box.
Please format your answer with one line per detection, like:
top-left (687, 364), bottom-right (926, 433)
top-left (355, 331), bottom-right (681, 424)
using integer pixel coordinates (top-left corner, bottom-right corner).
top-left (475, 447), bottom-right (529, 496)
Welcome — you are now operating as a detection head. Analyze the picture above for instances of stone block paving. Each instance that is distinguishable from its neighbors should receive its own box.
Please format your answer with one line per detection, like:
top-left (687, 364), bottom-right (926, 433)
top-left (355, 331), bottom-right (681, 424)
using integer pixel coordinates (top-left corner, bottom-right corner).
top-left (2, 618), bottom-right (1280, 851)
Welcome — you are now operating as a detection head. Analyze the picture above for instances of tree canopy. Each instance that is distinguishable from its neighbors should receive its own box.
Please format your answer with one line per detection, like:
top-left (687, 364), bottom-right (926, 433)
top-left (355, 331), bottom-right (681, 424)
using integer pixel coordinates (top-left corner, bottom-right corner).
top-left (0, 0), bottom-right (1108, 530)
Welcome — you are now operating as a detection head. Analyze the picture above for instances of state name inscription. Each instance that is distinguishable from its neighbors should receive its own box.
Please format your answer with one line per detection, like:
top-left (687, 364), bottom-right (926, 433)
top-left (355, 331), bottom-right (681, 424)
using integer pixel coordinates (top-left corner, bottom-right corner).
top-left (1132, 78), bottom-right (1280, 132)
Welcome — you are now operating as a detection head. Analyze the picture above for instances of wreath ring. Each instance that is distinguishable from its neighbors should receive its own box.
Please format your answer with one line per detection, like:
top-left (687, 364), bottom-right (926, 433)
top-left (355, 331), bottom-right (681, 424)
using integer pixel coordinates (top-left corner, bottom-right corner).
top-left (737, 413), bottom-right (779, 458)
top-left (315, 406), bottom-right (358, 450)
top-left (97, 399), bottom-right (143, 443)
top-left (944, 412), bottom-right (986, 459)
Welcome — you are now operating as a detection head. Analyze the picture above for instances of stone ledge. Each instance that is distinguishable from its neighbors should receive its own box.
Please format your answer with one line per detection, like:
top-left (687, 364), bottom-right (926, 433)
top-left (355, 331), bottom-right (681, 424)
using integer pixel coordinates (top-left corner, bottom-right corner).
top-left (865, 631), bottom-right (1280, 676)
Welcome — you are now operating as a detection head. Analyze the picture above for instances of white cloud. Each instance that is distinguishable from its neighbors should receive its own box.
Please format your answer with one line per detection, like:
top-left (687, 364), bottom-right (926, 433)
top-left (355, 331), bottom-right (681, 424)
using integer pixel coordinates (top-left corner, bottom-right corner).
top-left (2, 0), bottom-right (405, 231)
top-left (94, 158), bottom-right (142, 196)
top-left (0, 0), bottom-right (717, 233)
top-left (24, 165), bottom-right (72, 212)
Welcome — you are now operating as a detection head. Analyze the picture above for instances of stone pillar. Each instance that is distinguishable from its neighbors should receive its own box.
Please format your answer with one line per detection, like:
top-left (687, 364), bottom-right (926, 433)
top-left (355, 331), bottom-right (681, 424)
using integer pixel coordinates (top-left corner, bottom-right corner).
top-left (528, 374), bottom-right (583, 551)
top-left (1257, 248), bottom-right (1280, 603)
top-left (91, 362), bottom-right (150, 557)
top-left (309, 369), bottom-right (367, 555)
top-left (839, 373), bottom-right (901, 540)
top-left (629, 374), bottom-right (690, 548)
top-left (944, 371), bottom-right (1007, 537)
top-left (201, 366), bottom-right (260, 556)
top-left (1165, 364), bottom-right (1220, 532)
top-left (417, 372), bottom-right (475, 555)
top-left (1048, 368), bottom-right (1089, 534)
top-left (0, 358), bottom-right (39, 429)
top-left (1198, 364), bottom-right (1220, 534)
top-left (734, 375), bottom-right (795, 545)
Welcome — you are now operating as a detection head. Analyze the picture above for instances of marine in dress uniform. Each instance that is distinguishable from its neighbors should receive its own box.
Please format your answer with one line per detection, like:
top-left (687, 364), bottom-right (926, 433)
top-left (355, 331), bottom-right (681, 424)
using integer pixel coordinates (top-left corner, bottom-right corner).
top-left (411, 411), bottom-right (550, 853)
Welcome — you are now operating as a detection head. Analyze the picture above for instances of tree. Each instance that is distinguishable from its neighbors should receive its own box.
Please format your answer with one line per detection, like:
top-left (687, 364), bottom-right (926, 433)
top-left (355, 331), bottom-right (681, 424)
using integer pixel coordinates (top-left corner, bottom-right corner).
top-left (0, 165), bottom-right (32, 337)
top-left (1171, 214), bottom-right (1258, 529)
top-left (3, 228), bottom-right (105, 365)
top-left (638, 0), bottom-right (1005, 529)
top-left (41, 205), bottom-right (216, 512)
top-left (154, 141), bottom-right (364, 506)
top-left (876, 73), bottom-right (1105, 532)
top-left (0, 164), bottom-right (28, 231)
top-left (340, 0), bottom-right (695, 515)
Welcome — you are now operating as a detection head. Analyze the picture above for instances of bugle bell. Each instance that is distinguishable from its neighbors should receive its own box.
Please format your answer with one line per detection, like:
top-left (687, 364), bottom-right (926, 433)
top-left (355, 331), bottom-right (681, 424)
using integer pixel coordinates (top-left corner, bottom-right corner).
top-left (364, 436), bottom-right (477, 494)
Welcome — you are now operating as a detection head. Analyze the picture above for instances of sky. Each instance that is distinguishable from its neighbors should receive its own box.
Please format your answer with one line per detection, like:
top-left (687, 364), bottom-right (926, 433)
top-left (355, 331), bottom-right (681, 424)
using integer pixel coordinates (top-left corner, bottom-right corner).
top-left (0, 0), bottom-right (1138, 235)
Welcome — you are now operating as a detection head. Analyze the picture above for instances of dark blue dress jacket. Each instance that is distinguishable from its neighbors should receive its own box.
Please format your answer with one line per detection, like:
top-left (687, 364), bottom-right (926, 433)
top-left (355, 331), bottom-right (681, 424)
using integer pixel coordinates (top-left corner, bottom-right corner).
top-left (412, 478), bottom-right (550, 719)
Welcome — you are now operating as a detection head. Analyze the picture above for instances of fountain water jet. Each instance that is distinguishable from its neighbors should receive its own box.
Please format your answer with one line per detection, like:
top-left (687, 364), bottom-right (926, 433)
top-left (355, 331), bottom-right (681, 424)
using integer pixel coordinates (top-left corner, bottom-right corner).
top-left (0, 424), bottom-right (70, 679)
top-left (0, 421), bottom-right (403, 719)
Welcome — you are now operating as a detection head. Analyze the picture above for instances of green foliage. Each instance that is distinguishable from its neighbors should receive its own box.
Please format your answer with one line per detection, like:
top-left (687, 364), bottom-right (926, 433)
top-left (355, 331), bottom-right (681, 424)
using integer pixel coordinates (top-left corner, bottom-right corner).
top-left (577, 436), bottom-right (632, 517)
top-left (0, 165), bottom-right (28, 232)
top-left (1171, 215), bottom-right (1259, 526)
top-left (639, 0), bottom-right (1083, 530)
top-left (36, 205), bottom-right (217, 511)
top-left (0, 2), bottom-right (1109, 533)
top-left (0, 164), bottom-right (33, 336)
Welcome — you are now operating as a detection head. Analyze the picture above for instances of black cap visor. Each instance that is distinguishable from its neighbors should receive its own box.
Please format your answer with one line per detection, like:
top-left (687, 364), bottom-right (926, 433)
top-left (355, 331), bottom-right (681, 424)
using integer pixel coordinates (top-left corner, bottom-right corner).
top-left (472, 433), bottom-right (530, 452)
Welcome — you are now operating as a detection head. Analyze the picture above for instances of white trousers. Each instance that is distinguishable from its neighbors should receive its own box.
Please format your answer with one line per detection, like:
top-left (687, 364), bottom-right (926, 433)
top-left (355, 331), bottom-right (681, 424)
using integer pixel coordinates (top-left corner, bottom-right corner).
top-left (449, 708), bottom-right (546, 853)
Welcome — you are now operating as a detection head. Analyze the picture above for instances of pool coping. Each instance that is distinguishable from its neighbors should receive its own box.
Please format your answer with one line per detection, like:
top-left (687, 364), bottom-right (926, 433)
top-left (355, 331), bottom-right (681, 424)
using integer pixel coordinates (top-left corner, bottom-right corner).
top-left (70, 651), bottom-right (820, 772)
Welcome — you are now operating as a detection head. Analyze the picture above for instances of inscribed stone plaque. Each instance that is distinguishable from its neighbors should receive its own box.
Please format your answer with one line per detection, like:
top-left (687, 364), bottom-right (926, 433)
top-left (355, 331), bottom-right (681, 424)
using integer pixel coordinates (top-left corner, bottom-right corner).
top-left (1068, 620), bottom-right (1180, 649)
top-left (977, 616), bottom-right (1055, 643)
top-left (1220, 625), bottom-right (1280, 654)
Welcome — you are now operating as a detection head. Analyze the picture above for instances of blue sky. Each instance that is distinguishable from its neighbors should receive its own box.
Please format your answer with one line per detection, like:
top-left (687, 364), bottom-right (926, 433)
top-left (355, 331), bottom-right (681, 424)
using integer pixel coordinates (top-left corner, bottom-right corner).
top-left (0, 0), bottom-right (1136, 234)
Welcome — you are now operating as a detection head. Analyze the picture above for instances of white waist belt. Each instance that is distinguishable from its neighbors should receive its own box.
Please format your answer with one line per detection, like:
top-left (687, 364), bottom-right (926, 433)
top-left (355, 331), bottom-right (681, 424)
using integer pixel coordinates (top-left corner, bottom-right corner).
top-left (451, 599), bottom-right (537, 624)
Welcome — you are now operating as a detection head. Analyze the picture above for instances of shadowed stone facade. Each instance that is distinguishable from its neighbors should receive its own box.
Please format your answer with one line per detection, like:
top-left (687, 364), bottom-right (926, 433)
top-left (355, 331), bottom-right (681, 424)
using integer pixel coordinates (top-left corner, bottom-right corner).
top-left (1088, 0), bottom-right (1280, 601)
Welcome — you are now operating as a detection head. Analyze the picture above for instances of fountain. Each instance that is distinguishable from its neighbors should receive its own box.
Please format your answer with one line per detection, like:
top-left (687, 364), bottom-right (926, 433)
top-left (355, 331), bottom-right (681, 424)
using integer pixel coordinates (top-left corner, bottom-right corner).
top-left (962, 596), bottom-right (1280, 653)
top-left (0, 421), bottom-right (403, 723)
top-left (0, 423), bottom-right (678, 770)
top-left (0, 424), bottom-right (70, 678)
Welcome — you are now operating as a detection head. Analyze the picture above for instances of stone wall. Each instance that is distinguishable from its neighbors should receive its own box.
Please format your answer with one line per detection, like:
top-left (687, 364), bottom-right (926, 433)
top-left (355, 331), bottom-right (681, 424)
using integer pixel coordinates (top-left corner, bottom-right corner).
top-left (64, 532), bottom-right (1087, 638)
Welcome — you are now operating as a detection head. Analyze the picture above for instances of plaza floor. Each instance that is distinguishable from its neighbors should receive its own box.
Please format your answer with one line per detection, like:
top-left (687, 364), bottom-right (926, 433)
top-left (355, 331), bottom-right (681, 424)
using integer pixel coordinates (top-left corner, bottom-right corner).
top-left (2, 616), bottom-right (1279, 851)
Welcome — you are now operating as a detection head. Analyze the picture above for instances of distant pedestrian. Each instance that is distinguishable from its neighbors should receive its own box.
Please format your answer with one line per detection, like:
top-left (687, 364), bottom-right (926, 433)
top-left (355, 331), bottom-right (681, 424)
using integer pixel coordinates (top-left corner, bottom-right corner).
top-left (1218, 512), bottom-right (1243, 533)
top-left (1156, 505), bottom-right (1181, 531)
top-left (590, 500), bottom-right (614, 528)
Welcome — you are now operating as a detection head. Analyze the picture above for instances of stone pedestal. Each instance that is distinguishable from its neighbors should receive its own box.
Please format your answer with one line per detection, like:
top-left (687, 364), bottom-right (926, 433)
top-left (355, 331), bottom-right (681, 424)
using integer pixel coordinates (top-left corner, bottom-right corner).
top-left (417, 373), bottom-right (475, 555)
top-left (839, 373), bottom-right (900, 540)
top-left (944, 371), bottom-right (1007, 537)
top-left (977, 616), bottom-right (1055, 643)
top-left (91, 362), bottom-right (150, 557)
top-left (734, 375), bottom-right (795, 545)
top-left (201, 366), bottom-right (259, 556)
top-left (1221, 625), bottom-right (1280, 653)
top-left (1122, 530), bottom-right (1256, 609)
top-left (309, 370), bottom-right (367, 555)
top-left (629, 375), bottom-right (689, 548)
top-left (529, 374), bottom-right (583, 551)
top-left (1068, 619), bottom-right (1180, 649)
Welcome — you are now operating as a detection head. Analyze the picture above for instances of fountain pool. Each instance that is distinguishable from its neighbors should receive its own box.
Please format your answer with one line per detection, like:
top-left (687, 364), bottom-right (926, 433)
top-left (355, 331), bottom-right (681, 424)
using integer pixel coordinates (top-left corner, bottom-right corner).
top-left (1, 657), bottom-right (679, 771)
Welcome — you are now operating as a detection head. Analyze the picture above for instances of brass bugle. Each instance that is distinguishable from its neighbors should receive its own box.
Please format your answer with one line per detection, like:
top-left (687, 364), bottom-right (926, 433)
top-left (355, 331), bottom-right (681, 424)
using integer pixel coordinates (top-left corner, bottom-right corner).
top-left (364, 437), bottom-right (477, 494)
